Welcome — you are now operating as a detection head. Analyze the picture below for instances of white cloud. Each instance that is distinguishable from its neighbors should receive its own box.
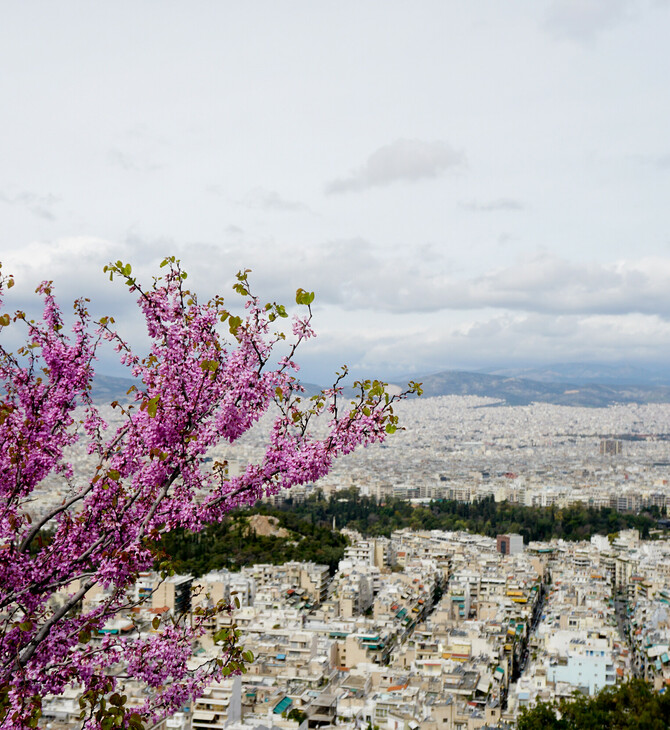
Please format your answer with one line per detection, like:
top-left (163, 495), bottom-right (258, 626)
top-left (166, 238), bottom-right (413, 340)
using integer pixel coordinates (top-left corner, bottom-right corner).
top-left (444, 255), bottom-right (670, 317)
top-left (291, 250), bottom-right (670, 319)
top-left (325, 139), bottom-right (465, 194)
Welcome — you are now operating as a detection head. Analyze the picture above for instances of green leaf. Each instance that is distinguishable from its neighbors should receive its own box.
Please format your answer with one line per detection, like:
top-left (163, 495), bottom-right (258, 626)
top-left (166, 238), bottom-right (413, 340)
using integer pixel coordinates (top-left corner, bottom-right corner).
top-left (228, 315), bottom-right (242, 335)
top-left (78, 629), bottom-right (92, 644)
top-left (200, 359), bottom-right (219, 372)
top-left (152, 616), bottom-right (161, 630)
top-left (295, 288), bottom-right (315, 306)
top-left (147, 395), bottom-right (160, 418)
top-left (214, 628), bottom-right (230, 643)
top-left (385, 423), bottom-right (397, 434)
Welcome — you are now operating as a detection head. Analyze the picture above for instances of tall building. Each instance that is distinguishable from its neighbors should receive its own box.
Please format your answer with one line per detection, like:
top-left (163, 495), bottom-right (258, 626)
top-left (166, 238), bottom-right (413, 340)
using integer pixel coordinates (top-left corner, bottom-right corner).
top-left (600, 439), bottom-right (623, 455)
top-left (497, 533), bottom-right (523, 556)
top-left (152, 574), bottom-right (194, 615)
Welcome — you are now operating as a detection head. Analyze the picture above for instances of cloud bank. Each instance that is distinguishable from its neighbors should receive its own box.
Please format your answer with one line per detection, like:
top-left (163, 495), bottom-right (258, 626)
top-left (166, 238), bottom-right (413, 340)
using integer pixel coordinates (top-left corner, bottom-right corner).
top-left (5, 238), bottom-right (669, 321)
top-left (3, 237), bottom-right (670, 382)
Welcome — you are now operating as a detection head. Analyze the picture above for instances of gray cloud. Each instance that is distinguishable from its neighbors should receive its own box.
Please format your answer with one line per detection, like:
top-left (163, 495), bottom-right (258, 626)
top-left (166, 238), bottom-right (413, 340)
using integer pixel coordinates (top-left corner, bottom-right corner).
top-left (108, 125), bottom-right (167, 173)
top-left (497, 233), bottom-right (516, 246)
top-left (325, 139), bottom-right (465, 194)
top-left (174, 241), bottom-right (670, 320)
top-left (628, 152), bottom-right (670, 171)
top-left (9, 238), bottom-right (670, 322)
top-left (652, 154), bottom-right (670, 170)
top-left (461, 198), bottom-right (524, 212)
top-left (0, 190), bottom-right (59, 221)
top-left (241, 188), bottom-right (311, 213)
top-left (544, 0), bottom-right (636, 40)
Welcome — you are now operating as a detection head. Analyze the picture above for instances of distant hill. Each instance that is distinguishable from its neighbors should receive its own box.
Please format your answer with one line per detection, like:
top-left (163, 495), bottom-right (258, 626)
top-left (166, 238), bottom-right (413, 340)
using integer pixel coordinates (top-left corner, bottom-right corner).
top-left (481, 362), bottom-right (670, 386)
top-left (90, 374), bottom-right (137, 404)
top-left (91, 365), bottom-right (670, 408)
top-left (388, 369), bottom-right (670, 407)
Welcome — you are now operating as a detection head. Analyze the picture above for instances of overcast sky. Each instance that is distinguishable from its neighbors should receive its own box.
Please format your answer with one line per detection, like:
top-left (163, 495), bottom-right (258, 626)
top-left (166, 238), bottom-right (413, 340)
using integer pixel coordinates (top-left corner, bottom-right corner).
top-left (1, 1), bottom-right (670, 384)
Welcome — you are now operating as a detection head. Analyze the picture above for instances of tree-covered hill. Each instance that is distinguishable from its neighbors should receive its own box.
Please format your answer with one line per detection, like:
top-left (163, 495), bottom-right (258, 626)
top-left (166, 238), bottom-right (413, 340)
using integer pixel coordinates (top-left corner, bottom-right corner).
top-left (158, 509), bottom-right (347, 576)
top-left (160, 490), bottom-right (659, 576)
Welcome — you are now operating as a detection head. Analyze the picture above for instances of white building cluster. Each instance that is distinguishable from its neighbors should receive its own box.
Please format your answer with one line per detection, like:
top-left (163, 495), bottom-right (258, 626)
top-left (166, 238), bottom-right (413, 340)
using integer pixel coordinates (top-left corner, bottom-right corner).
top-left (31, 396), bottom-right (670, 728)
top-left (42, 522), bottom-right (667, 730)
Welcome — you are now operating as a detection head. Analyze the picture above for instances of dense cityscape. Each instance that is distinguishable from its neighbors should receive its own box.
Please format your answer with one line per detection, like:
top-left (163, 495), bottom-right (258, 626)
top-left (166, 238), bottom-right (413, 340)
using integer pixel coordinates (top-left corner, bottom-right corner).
top-left (33, 396), bottom-right (670, 728)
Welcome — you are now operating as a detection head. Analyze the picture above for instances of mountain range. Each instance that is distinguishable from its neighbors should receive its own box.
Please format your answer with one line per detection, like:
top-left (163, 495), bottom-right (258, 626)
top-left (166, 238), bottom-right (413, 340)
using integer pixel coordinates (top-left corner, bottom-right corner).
top-left (478, 362), bottom-right (670, 386)
top-left (389, 369), bottom-right (670, 407)
top-left (91, 364), bottom-right (670, 408)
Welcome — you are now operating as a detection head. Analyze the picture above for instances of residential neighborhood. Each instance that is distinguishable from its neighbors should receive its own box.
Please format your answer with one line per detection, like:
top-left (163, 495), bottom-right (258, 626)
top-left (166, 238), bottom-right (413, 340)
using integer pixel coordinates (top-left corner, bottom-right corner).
top-left (34, 397), bottom-right (670, 729)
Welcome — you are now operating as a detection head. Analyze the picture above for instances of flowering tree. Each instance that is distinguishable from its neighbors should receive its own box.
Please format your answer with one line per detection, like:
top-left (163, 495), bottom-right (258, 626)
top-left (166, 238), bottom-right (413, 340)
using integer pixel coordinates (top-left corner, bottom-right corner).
top-left (0, 258), bottom-right (420, 729)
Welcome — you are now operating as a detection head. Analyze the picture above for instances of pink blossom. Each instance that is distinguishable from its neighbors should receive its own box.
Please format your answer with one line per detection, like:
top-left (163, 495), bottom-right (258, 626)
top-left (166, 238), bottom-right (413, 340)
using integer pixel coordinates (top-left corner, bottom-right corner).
top-left (0, 260), bottom-right (415, 728)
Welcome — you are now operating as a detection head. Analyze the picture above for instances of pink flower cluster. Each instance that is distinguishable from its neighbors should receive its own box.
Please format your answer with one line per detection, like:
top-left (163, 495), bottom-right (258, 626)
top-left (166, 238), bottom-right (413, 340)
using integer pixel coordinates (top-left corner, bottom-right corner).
top-left (0, 260), bottom-right (416, 728)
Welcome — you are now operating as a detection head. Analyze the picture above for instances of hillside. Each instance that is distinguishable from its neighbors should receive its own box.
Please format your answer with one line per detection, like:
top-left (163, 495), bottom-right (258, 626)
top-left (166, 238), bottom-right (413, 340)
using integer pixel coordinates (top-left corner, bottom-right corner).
top-left (390, 369), bottom-right (670, 407)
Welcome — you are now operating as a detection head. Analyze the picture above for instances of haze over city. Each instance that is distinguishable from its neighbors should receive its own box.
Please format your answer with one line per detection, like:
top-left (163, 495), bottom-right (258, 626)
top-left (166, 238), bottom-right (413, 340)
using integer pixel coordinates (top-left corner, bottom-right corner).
top-left (2, 2), bottom-right (670, 384)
